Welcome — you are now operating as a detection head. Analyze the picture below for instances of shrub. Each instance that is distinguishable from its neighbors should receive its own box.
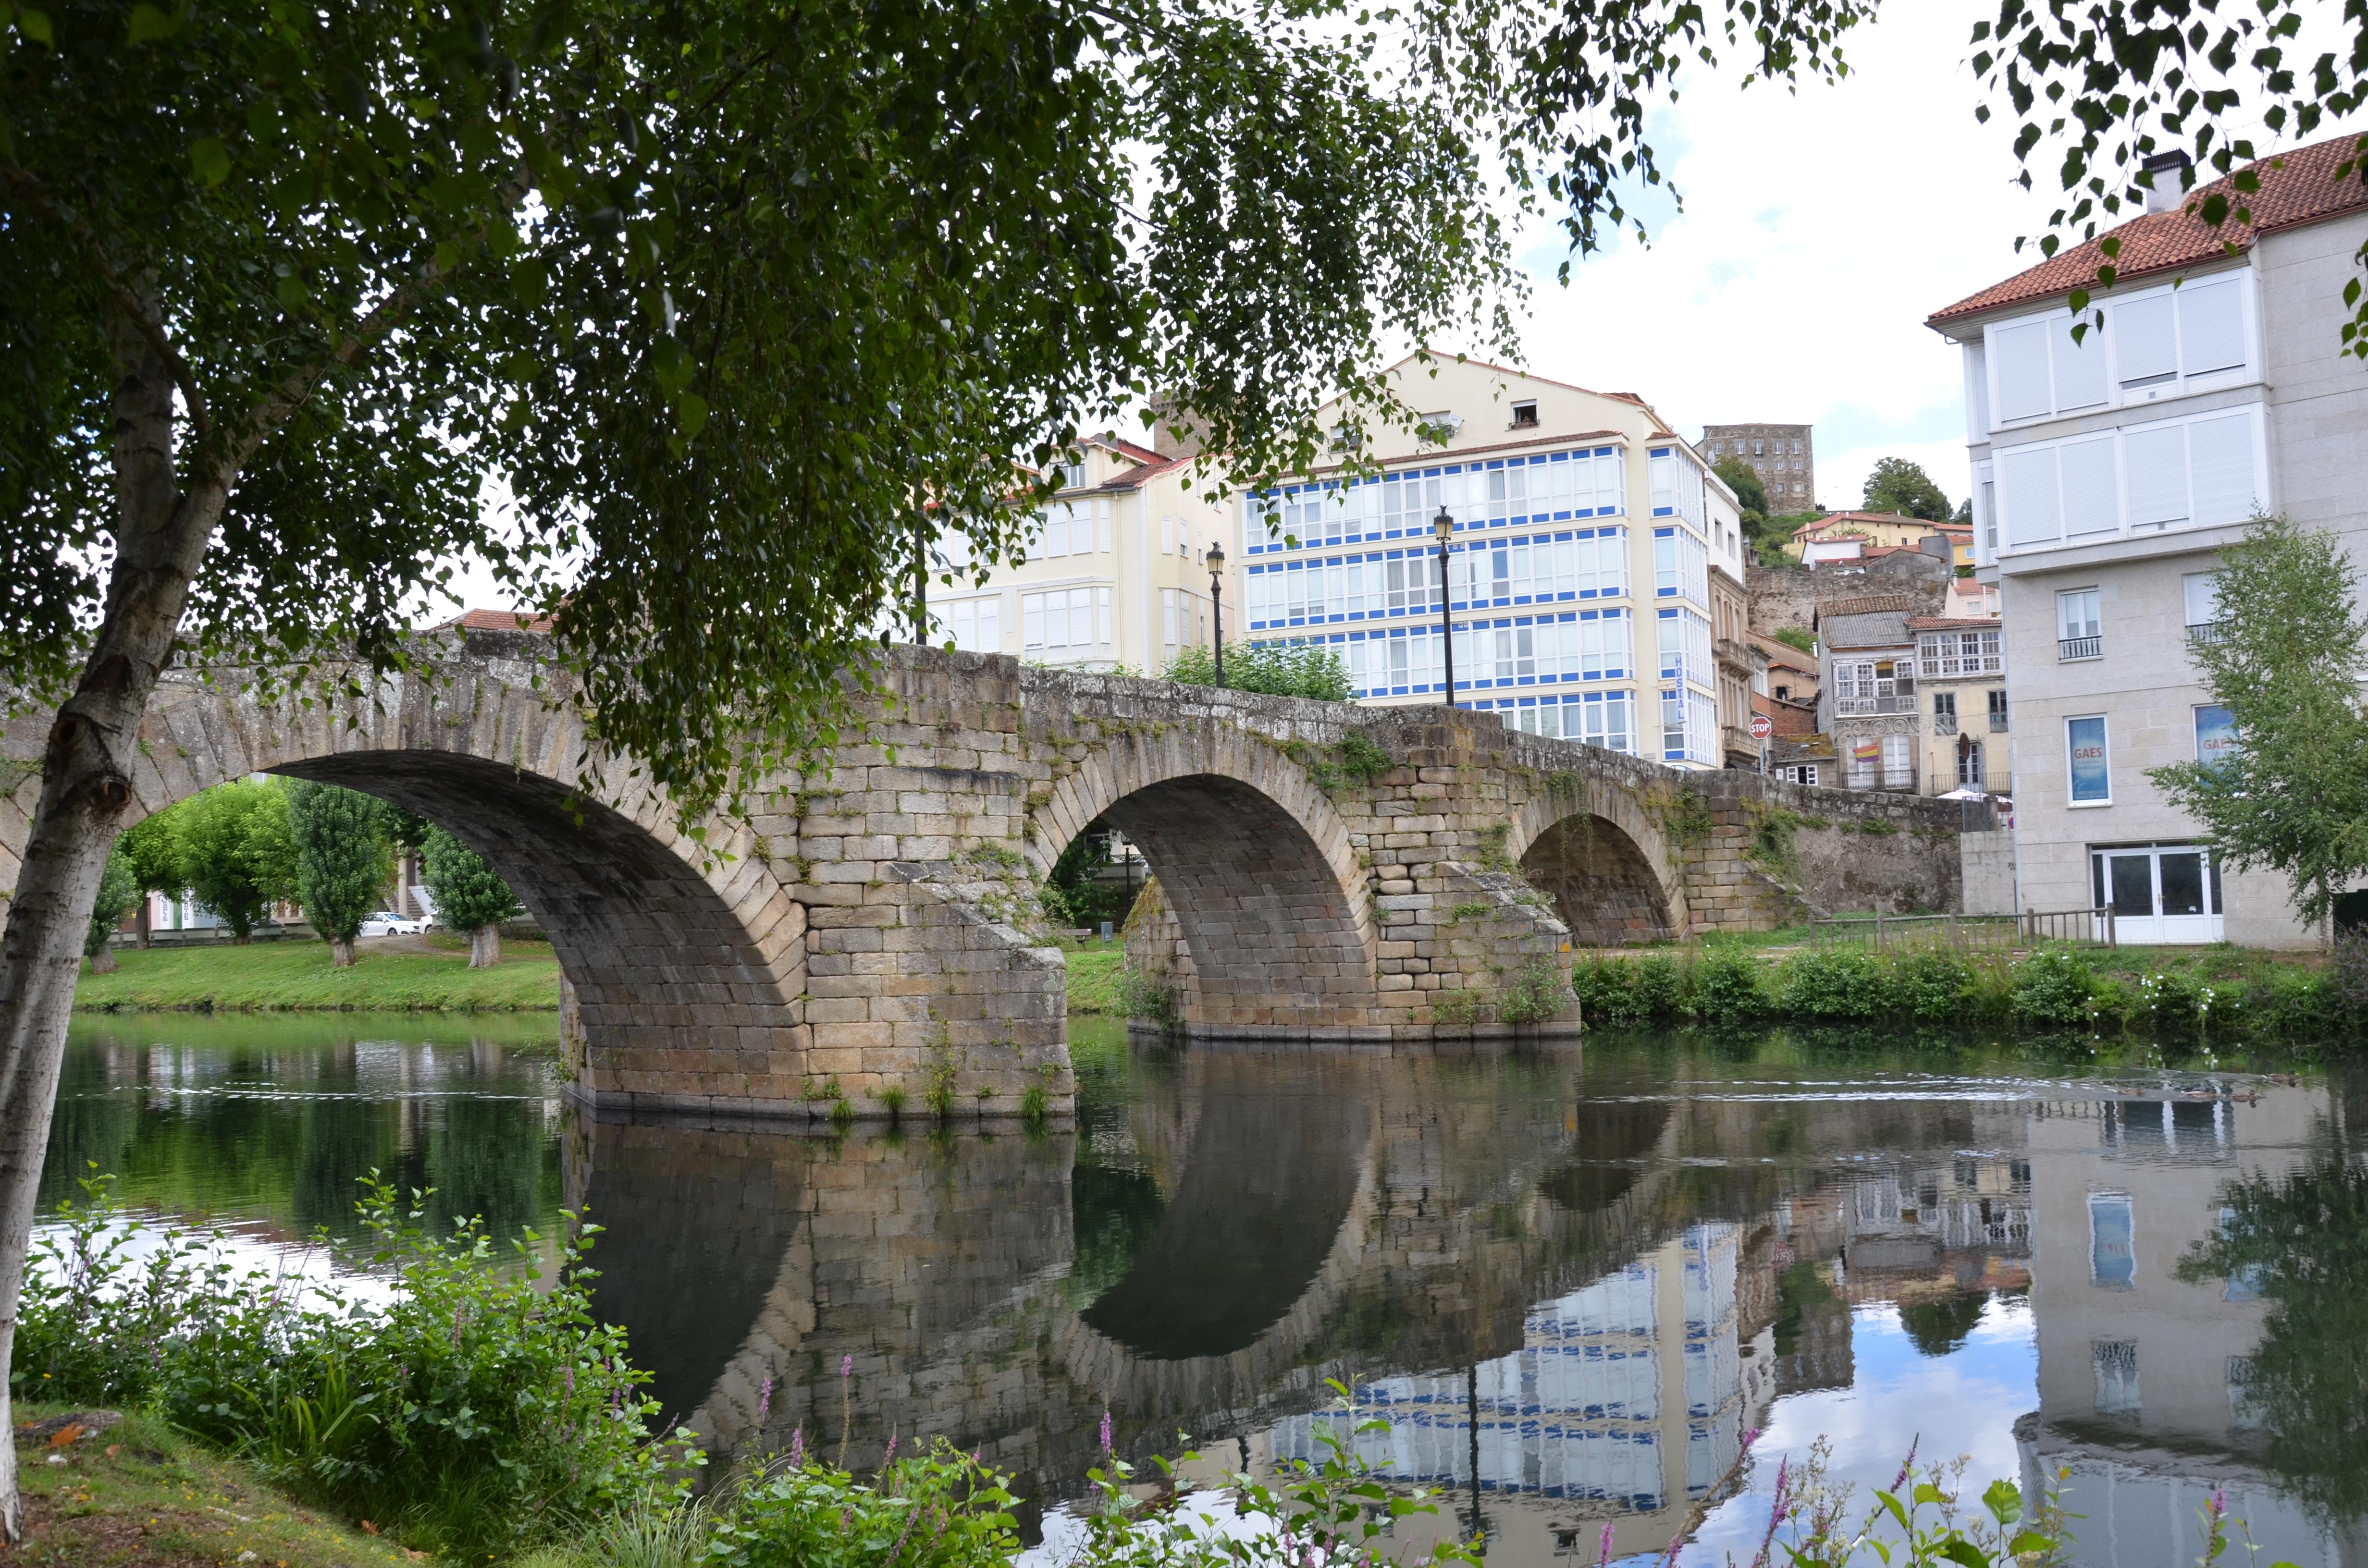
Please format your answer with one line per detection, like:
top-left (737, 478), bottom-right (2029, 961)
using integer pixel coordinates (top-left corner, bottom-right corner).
top-left (1633, 954), bottom-right (1685, 1019)
top-left (701, 1442), bottom-right (1020, 1568)
top-left (1695, 950), bottom-right (1769, 1022)
top-left (1571, 956), bottom-right (1647, 1024)
top-left (2136, 968), bottom-right (2202, 1032)
top-left (1892, 950), bottom-right (1973, 1022)
top-left (1495, 957), bottom-right (1569, 1026)
top-left (2010, 947), bottom-right (2096, 1028)
top-left (2244, 961), bottom-right (2339, 1039)
top-left (1779, 947), bottom-right (1886, 1021)
top-left (18, 1173), bottom-right (669, 1560)
top-left (1115, 967), bottom-right (1180, 1024)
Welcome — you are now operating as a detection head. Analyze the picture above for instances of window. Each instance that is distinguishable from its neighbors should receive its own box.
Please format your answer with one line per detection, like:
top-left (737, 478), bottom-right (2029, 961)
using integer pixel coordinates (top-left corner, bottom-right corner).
top-left (2183, 571), bottom-right (2224, 644)
top-left (1917, 629), bottom-right (2002, 677)
top-left (2089, 1195), bottom-right (2136, 1289)
top-left (1160, 588), bottom-right (1181, 652)
top-left (1653, 527), bottom-right (1708, 602)
top-left (2067, 714), bottom-right (2110, 805)
top-left (1511, 400), bottom-right (1539, 429)
top-left (1790, 440), bottom-right (1801, 455)
top-left (1780, 762), bottom-right (1820, 786)
top-left (1933, 690), bottom-right (1958, 734)
top-left (1992, 310), bottom-right (2109, 421)
top-left (1882, 733), bottom-right (1913, 790)
top-left (1987, 688), bottom-right (2009, 732)
top-left (1662, 688), bottom-right (1687, 756)
top-left (1833, 659), bottom-right (1914, 715)
top-left (1054, 456), bottom-right (1086, 490)
top-left (1958, 739), bottom-right (1986, 788)
top-left (1848, 736), bottom-right (1878, 789)
top-left (1752, 441), bottom-right (1763, 457)
top-left (2093, 1340), bottom-right (2141, 1414)
top-left (1021, 587), bottom-right (1107, 662)
top-left (1996, 405), bottom-right (2262, 552)
top-left (2057, 589), bottom-right (2101, 660)
top-left (2195, 704), bottom-right (2238, 769)
top-left (938, 596), bottom-right (1000, 653)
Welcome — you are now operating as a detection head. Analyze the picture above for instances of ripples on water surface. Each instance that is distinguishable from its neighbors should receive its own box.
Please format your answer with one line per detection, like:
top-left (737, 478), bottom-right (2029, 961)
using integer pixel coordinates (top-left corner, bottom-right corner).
top-left (45, 1013), bottom-right (2368, 1566)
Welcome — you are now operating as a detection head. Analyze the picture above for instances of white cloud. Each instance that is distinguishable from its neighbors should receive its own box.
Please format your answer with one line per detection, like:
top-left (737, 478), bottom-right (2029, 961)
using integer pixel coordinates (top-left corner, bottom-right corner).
top-left (1497, 0), bottom-right (2060, 514)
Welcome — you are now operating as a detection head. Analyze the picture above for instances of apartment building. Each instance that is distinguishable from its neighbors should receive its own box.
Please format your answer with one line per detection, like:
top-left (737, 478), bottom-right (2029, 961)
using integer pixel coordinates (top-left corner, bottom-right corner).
top-left (1910, 614), bottom-right (2010, 796)
top-left (1235, 355), bottom-right (1750, 770)
top-left (1928, 134), bottom-right (2368, 943)
top-left (1702, 422), bottom-right (1815, 509)
top-left (925, 434), bottom-right (1234, 675)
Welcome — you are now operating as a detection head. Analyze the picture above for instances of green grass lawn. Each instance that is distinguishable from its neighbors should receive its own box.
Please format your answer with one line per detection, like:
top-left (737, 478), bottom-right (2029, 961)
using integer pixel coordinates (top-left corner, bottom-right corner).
top-left (75, 939), bottom-right (561, 1012)
top-left (1066, 947), bottom-right (1126, 1014)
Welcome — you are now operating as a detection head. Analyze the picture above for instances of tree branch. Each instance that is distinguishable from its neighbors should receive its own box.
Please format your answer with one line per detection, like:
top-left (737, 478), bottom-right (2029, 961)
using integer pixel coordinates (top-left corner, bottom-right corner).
top-left (0, 159), bottom-right (212, 445)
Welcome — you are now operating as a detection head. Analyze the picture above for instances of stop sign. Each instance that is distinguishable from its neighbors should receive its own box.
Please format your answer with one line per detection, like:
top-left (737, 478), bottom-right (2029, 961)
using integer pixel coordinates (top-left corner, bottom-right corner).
top-left (1750, 712), bottom-right (1773, 740)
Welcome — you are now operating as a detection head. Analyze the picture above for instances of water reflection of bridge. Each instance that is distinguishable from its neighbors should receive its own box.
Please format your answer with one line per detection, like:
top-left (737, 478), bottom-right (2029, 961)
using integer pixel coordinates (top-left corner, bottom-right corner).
top-left (567, 1043), bottom-right (2042, 1556)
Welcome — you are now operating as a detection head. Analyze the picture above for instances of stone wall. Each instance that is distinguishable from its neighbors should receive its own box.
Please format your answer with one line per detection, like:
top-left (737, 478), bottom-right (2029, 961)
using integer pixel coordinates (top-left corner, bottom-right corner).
top-left (1747, 554), bottom-right (1949, 639)
top-left (1960, 829), bottom-right (2019, 916)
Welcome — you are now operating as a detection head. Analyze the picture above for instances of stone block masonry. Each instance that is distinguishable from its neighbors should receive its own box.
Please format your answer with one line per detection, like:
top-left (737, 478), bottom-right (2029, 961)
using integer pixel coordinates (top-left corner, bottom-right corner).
top-left (1, 637), bottom-right (1981, 1123)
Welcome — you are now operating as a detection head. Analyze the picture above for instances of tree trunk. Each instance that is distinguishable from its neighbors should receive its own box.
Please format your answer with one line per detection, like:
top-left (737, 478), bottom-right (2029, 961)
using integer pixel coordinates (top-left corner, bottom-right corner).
top-left (135, 897), bottom-right (150, 950)
top-left (469, 924), bottom-right (501, 968)
top-left (87, 947), bottom-right (117, 976)
top-left (331, 936), bottom-right (356, 968)
top-left (0, 306), bottom-right (226, 1540)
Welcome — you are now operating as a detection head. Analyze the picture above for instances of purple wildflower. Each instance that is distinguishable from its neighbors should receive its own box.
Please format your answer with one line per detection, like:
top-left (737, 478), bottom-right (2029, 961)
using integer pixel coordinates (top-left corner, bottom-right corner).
top-left (758, 1375), bottom-right (773, 1420)
top-left (1891, 1434), bottom-right (1920, 1493)
top-left (1749, 1454), bottom-right (1793, 1568)
top-left (1100, 1409), bottom-right (1114, 1455)
top-left (789, 1426), bottom-right (805, 1468)
top-left (840, 1354), bottom-right (854, 1379)
top-left (1597, 1521), bottom-right (1617, 1565)
top-left (883, 1433), bottom-right (898, 1467)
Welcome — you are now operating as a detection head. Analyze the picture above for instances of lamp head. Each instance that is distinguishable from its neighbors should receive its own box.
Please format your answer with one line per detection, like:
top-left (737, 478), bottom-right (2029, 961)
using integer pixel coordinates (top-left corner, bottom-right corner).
top-left (1433, 507), bottom-right (1455, 542)
top-left (1206, 541), bottom-right (1225, 570)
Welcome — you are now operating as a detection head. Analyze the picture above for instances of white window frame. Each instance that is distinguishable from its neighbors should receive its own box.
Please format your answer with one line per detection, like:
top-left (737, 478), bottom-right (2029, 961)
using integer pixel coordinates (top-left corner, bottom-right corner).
top-left (1983, 269), bottom-right (2257, 432)
top-left (1991, 404), bottom-right (2268, 558)
top-left (2066, 713), bottom-right (2113, 808)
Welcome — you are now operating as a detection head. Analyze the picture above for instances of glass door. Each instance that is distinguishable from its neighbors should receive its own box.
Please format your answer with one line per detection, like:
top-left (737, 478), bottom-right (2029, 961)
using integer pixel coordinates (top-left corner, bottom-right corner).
top-left (2089, 845), bottom-right (2224, 943)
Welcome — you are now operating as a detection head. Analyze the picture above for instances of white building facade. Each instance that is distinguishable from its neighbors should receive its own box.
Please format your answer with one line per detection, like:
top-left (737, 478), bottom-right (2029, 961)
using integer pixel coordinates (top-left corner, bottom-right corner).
top-left (1233, 356), bottom-right (1749, 770)
top-left (1929, 137), bottom-right (2368, 943)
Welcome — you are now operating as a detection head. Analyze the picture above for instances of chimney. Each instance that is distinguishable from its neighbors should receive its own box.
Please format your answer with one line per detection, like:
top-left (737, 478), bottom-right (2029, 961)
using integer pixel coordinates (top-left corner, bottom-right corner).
top-left (2141, 150), bottom-right (2192, 215)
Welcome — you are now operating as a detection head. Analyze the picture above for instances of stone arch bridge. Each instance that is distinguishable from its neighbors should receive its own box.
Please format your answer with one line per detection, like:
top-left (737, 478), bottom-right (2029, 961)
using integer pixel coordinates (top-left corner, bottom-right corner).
top-left (1, 633), bottom-right (1978, 1120)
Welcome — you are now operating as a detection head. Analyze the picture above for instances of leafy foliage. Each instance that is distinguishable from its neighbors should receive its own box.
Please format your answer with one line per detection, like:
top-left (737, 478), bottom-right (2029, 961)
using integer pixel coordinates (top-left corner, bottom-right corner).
top-left (117, 809), bottom-right (185, 905)
top-left (2008, 947), bottom-right (2096, 1028)
top-left (1162, 641), bottom-right (1353, 701)
top-left (1773, 627), bottom-right (1818, 656)
top-left (2179, 1150), bottom-right (2368, 1523)
top-left (284, 780), bottom-right (394, 949)
top-left (17, 1172), bottom-right (670, 1560)
top-left (2149, 514), bottom-right (2368, 926)
top-left (419, 826), bottom-right (517, 936)
top-left (174, 781), bottom-right (298, 940)
top-left (81, 845), bottom-right (135, 959)
top-left (1860, 457), bottom-right (1953, 523)
top-left (1712, 455), bottom-right (1767, 515)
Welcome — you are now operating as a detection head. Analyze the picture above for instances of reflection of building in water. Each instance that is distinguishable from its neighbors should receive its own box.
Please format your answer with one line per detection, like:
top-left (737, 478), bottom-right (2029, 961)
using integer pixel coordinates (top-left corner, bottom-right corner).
top-left (1830, 1154), bottom-right (2034, 1303)
top-left (2019, 1083), bottom-right (2368, 1568)
top-left (1269, 1223), bottom-right (1777, 1562)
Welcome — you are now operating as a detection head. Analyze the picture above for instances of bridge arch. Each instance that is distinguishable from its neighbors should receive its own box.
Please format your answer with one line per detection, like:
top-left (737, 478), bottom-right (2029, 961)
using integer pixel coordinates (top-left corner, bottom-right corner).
top-left (1028, 722), bottom-right (1381, 1035)
top-left (40, 654), bottom-right (808, 1102)
top-left (1510, 786), bottom-right (1686, 947)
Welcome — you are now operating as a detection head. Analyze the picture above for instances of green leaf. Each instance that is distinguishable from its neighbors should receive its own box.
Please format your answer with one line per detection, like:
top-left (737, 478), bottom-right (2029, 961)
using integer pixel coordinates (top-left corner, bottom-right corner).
top-left (189, 137), bottom-right (230, 187)
top-left (15, 7), bottom-right (52, 44)
top-left (1936, 1542), bottom-right (1990, 1568)
top-left (1983, 1478), bottom-right (2022, 1525)
top-left (125, 2), bottom-right (174, 42)
top-left (1876, 1491), bottom-right (1912, 1534)
top-left (2007, 1532), bottom-right (2056, 1555)
top-left (1914, 1482), bottom-right (1947, 1506)
top-left (676, 392), bottom-right (707, 439)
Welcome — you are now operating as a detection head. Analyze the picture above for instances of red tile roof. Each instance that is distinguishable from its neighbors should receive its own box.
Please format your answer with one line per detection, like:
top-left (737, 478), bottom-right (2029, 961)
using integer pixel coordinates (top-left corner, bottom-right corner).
top-left (1748, 631), bottom-right (1820, 674)
top-left (1794, 511), bottom-right (1968, 539)
top-left (1927, 133), bottom-right (2368, 329)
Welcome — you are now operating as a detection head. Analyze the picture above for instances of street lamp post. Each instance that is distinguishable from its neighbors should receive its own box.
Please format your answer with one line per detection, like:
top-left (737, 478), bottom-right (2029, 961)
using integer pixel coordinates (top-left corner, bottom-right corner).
top-left (1207, 540), bottom-right (1226, 688)
top-left (1433, 507), bottom-right (1456, 709)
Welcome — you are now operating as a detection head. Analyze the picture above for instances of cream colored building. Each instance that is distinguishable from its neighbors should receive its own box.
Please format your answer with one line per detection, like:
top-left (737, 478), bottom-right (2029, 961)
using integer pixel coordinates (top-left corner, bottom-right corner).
top-left (925, 433), bottom-right (1234, 675)
top-left (1234, 354), bottom-right (1749, 769)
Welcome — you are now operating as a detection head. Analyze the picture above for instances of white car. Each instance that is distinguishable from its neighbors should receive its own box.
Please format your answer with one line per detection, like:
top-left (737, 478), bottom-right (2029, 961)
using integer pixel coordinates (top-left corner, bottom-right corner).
top-left (357, 911), bottom-right (429, 937)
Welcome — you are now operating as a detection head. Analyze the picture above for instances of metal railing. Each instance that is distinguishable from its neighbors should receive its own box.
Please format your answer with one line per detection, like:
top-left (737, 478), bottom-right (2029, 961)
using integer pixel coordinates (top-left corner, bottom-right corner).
top-left (1934, 711), bottom-right (1959, 735)
top-left (2186, 621), bottom-right (2227, 648)
top-left (1808, 906), bottom-right (2116, 951)
top-left (2058, 635), bottom-right (2103, 661)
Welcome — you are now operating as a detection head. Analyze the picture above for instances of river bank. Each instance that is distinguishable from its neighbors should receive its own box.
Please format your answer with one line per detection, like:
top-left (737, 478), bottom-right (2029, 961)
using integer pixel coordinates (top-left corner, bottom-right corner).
top-left (74, 935), bottom-right (561, 1012)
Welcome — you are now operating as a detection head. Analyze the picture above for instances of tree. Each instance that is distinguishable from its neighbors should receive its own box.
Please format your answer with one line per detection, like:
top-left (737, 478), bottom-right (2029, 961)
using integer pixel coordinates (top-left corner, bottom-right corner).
top-left (2148, 514), bottom-right (2368, 932)
top-left (80, 848), bottom-right (134, 975)
top-left (1772, 628), bottom-right (1817, 657)
top-left (285, 781), bottom-right (393, 968)
top-left (114, 810), bottom-right (184, 949)
top-left (1713, 456), bottom-right (1767, 517)
top-left (420, 828), bottom-right (519, 970)
top-left (173, 782), bottom-right (297, 943)
top-left (1161, 643), bottom-right (1353, 700)
top-left (1860, 458), bottom-right (1953, 524)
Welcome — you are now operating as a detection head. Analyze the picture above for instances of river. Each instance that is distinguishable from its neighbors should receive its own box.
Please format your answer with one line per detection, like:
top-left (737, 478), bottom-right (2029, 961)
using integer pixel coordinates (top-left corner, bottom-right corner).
top-left (41, 1012), bottom-right (2368, 1567)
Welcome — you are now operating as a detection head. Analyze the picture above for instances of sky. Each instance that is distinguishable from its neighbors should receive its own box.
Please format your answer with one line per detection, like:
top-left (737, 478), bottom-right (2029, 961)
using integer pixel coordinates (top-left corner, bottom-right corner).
top-left (1495, 0), bottom-right (2059, 519)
